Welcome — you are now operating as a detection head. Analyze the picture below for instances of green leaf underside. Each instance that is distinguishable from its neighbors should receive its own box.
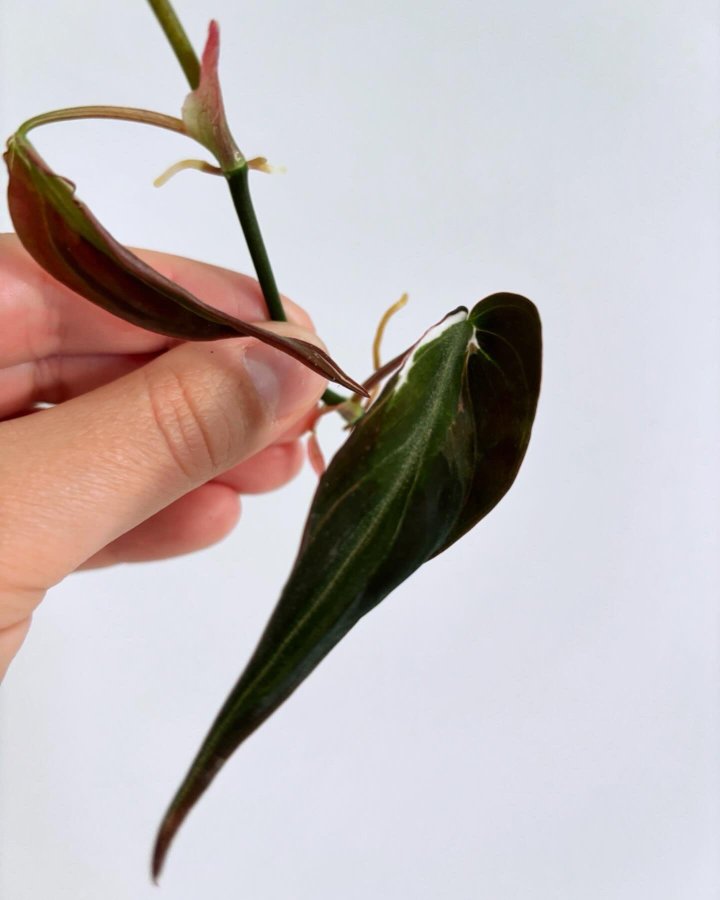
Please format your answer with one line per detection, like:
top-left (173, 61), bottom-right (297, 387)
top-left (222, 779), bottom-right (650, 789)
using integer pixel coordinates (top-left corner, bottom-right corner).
top-left (3, 134), bottom-right (365, 394)
top-left (152, 294), bottom-right (541, 878)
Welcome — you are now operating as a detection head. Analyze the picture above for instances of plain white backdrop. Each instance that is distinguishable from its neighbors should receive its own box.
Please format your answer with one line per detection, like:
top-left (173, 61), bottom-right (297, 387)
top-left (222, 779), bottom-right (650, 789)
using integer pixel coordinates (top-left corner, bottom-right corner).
top-left (1, 1), bottom-right (719, 897)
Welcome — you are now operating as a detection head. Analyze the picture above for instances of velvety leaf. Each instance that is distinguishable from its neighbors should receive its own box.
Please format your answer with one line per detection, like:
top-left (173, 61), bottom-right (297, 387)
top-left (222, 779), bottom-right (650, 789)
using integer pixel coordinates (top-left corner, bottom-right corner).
top-left (3, 133), bottom-right (365, 394)
top-left (152, 295), bottom-right (541, 877)
top-left (433, 292), bottom-right (542, 554)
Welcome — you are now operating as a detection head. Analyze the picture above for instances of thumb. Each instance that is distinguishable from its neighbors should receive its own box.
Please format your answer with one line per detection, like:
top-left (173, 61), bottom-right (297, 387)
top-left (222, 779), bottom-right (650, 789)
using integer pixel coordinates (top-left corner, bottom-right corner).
top-left (0, 323), bottom-right (326, 618)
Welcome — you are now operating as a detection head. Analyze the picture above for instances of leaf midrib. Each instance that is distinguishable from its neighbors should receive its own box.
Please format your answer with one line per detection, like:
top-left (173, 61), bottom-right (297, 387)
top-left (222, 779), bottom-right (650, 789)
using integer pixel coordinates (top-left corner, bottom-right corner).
top-left (215, 336), bottom-right (469, 731)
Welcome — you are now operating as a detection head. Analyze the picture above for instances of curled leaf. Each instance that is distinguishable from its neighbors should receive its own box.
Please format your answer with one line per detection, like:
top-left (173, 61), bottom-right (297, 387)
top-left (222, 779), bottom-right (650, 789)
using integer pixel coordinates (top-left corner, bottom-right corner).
top-left (152, 293), bottom-right (541, 877)
top-left (181, 21), bottom-right (242, 171)
top-left (3, 132), bottom-right (366, 395)
top-left (434, 292), bottom-right (542, 552)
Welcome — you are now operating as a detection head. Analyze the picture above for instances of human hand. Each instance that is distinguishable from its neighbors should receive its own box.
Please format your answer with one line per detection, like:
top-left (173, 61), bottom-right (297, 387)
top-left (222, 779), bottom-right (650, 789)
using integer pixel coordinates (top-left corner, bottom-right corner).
top-left (0, 234), bottom-right (327, 679)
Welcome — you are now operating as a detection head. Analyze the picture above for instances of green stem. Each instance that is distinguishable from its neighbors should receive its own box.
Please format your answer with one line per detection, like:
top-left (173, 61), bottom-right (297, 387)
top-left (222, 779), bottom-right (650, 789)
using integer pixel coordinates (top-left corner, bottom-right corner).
top-left (322, 388), bottom-right (349, 406)
top-left (146, 0), bottom-right (200, 89)
top-left (226, 166), bottom-right (287, 322)
top-left (226, 168), bottom-right (349, 406)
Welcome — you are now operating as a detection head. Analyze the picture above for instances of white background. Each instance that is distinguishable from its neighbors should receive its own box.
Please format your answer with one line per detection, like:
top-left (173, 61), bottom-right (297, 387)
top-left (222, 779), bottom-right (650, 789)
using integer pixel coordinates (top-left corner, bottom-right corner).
top-left (1, 1), bottom-right (719, 897)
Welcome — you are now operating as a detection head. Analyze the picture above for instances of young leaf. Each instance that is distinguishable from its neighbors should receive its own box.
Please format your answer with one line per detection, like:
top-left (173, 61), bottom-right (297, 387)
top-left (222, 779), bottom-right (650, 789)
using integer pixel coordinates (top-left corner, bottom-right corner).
top-left (181, 21), bottom-right (242, 171)
top-left (3, 133), bottom-right (365, 394)
top-left (152, 294), bottom-right (542, 878)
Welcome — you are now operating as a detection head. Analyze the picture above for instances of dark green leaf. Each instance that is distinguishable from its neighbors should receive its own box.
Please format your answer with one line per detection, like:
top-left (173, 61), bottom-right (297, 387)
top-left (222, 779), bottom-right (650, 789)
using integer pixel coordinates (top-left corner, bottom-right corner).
top-left (152, 295), bottom-right (541, 878)
top-left (3, 133), bottom-right (365, 395)
top-left (434, 292), bottom-right (542, 553)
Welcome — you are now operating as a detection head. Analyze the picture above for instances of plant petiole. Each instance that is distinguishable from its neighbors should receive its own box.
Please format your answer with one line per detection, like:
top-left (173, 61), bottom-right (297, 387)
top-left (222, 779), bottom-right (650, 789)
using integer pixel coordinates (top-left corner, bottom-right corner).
top-left (146, 0), bottom-right (200, 89)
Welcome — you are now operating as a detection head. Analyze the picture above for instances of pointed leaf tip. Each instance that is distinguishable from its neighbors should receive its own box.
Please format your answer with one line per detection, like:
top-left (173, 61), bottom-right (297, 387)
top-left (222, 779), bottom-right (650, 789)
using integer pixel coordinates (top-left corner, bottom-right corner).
top-left (204, 20), bottom-right (220, 67)
top-left (151, 810), bottom-right (179, 883)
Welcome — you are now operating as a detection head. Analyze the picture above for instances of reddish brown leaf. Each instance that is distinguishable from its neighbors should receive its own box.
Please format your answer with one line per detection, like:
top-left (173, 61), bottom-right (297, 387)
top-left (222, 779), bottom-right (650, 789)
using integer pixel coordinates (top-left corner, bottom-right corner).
top-left (3, 133), bottom-right (366, 395)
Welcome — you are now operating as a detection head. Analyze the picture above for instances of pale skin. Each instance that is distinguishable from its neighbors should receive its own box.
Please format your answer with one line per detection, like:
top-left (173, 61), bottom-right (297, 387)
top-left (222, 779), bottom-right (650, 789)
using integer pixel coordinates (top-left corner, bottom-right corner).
top-left (0, 234), bottom-right (328, 680)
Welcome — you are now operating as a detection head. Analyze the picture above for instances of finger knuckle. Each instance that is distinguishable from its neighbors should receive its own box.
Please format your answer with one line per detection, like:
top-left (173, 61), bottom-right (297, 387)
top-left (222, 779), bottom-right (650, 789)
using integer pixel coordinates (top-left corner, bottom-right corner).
top-left (143, 364), bottom-right (233, 483)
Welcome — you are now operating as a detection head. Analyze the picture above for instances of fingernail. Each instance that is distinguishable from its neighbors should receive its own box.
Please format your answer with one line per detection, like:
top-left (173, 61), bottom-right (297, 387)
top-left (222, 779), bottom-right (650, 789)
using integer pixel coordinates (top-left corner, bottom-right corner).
top-left (244, 342), bottom-right (322, 420)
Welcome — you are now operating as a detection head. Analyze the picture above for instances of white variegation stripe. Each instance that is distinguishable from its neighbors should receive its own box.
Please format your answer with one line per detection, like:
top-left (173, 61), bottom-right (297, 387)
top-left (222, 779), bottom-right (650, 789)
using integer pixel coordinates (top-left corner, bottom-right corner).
top-left (393, 307), bottom-right (469, 391)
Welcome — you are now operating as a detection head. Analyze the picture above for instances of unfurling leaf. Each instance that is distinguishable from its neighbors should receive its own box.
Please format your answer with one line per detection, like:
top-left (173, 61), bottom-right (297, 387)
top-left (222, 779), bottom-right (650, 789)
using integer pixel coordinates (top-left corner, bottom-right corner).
top-left (3, 132), bottom-right (365, 395)
top-left (152, 293), bottom-right (541, 878)
top-left (181, 21), bottom-right (242, 171)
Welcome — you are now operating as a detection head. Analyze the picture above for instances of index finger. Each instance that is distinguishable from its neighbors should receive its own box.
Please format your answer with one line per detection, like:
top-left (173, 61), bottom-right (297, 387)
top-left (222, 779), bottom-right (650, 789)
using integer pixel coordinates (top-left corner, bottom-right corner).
top-left (0, 234), bottom-right (313, 367)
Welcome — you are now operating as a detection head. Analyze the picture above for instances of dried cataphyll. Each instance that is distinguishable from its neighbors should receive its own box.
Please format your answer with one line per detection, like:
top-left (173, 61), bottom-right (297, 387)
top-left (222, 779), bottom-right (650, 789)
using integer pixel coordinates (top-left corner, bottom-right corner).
top-left (4, 0), bottom-right (542, 880)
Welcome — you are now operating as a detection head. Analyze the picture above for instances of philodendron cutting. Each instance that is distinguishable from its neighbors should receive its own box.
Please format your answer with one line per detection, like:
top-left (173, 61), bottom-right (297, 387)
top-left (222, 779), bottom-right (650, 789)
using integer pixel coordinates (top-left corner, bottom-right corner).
top-left (4, 0), bottom-right (542, 880)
